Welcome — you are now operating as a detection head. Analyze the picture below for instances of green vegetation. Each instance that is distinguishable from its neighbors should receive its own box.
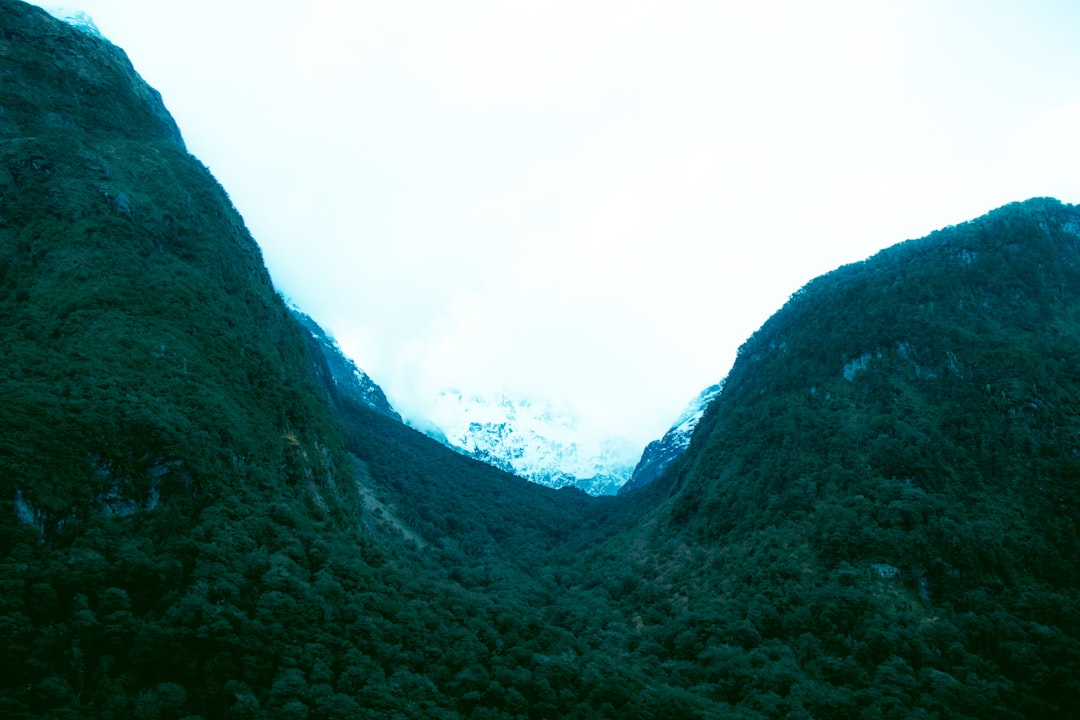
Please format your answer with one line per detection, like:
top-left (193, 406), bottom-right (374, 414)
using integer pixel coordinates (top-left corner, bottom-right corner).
top-left (1, 2), bottom-right (1077, 717)
top-left (650, 197), bottom-right (1080, 716)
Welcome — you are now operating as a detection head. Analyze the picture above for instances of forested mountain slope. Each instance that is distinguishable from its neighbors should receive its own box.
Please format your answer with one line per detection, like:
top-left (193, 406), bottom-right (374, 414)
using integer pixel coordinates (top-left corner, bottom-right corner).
top-left (621, 197), bottom-right (1080, 716)
top-left (2, 2), bottom-right (1078, 717)
top-left (0, 3), bottom-right (640, 717)
top-left (0, 0), bottom-right (352, 528)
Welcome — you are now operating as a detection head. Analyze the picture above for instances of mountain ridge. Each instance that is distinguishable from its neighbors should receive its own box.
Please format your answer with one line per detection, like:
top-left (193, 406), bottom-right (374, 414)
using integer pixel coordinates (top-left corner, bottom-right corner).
top-left (422, 389), bottom-right (639, 495)
top-left (618, 381), bottom-right (724, 494)
top-left (630, 196), bottom-right (1080, 715)
top-left (2, 4), bottom-right (1078, 716)
top-left (289, 307), bottom-right (402, 423)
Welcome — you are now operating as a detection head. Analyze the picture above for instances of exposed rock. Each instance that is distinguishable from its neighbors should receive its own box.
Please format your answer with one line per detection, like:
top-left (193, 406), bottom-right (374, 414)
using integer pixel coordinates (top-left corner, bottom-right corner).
top-left (290, 307), bottom-right (402, 422)
top-left (619, 382), bottom-right (724, 494)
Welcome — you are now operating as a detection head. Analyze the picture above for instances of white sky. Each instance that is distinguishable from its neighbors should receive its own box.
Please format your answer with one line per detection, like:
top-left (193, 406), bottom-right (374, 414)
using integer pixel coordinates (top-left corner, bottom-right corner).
top-left (35, 0), bottom-right (1080, 449)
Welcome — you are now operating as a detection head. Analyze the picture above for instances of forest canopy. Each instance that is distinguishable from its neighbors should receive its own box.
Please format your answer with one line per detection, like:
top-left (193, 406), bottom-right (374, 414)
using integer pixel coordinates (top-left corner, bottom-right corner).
top-left (1, 2), bottom-right (1078, 717)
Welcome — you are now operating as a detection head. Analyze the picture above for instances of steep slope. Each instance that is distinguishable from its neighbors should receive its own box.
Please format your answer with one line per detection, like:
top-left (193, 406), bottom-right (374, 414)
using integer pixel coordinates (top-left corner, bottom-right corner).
top-left (623, 198), bottom-right (1080, 717)
top-left (618, 381), bottom-right (724, 494)
top-left (0, 0), bottom-right (351, 524)
top-left (1, 2), bottom-right (183, 145)
top-left (289, 307), bottom-right (402, 422)
top-left (5, 4), bottom-right (1079, 718)
top-left (0, 6), bottom-right (658, 718)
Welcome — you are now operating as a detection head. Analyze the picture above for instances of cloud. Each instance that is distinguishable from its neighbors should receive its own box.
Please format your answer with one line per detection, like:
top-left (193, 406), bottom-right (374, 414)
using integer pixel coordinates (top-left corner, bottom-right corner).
top-left (34, 0), bottom-right (1080, 452)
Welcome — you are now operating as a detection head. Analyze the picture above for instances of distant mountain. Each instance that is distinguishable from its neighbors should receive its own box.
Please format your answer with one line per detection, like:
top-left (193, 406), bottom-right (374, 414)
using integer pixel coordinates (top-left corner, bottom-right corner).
top-left (5, 3), bottom-right (1079, 716)
top-left (288, 307), bottom-right (401, 422)
top-left (283, 308), bottom-right (638, 495)
top-left (424, 390), bottom-right (638, 495)
top-left (618, 382), bottom-right (723, 494)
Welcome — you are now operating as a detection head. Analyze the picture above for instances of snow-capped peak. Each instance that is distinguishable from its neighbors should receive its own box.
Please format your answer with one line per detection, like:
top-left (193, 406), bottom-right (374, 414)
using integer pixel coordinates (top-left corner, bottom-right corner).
top-left (619, 381), bottom-right (724, 494)
top-left (423, 390), bottom-right (639, 495)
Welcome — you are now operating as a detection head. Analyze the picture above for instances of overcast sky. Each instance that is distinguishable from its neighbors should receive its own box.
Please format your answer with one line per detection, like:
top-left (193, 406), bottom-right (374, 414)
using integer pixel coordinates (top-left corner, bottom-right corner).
top-left (36, 0), bottom-right (1080, 449)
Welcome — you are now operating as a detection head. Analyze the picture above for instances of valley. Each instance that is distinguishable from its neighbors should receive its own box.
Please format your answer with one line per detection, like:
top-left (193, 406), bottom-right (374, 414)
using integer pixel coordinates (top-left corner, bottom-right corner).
top-left (1, 3), bottom-right (1078, 718)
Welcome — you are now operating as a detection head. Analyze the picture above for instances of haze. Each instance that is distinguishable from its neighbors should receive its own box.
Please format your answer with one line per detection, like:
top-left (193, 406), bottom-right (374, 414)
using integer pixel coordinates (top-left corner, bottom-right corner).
top-left (35, 0), bottom-right (1080, 450)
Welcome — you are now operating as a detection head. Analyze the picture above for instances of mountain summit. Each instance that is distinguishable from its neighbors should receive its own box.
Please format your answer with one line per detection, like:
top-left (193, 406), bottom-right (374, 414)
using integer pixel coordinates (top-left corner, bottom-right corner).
top-left (423, 390), bottom-right (638, 495)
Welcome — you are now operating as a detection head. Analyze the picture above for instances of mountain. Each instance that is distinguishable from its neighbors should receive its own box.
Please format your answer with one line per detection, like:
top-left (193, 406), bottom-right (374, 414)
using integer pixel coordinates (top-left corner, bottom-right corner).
top-left (630, 196), bottom-right (1080, 717)
top-left (278, 311), bottom-right (640, 496)
top-left (288, 307), bottom-right (401, 422)
top-left (0, 0), bottom-right (350, 528)
top-left (618, 381), bottom-right (724, 494)
top-left (423, 389), bottom-right (639, 495)
top-left (3, 3), bottom-right (1078, 717)
top-left (0, 7), bottom-right (641, 717)
top-left (33, 4), bottom-right (102, 37)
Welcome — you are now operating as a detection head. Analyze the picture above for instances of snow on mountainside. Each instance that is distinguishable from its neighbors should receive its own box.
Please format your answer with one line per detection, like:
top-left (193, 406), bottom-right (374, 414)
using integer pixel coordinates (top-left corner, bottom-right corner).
top-left (40, 5), bottom-right (104, 38)
top-left (289, 308), bottom-right (402, 422)
top-left (619, 381), bottom-right (724, 494)
top-left (282, 309), bottom-right (636, 494)
top-left (424, 390), bottom-right (639, 496)
top-left (283, 305), bottom-right (702, 497)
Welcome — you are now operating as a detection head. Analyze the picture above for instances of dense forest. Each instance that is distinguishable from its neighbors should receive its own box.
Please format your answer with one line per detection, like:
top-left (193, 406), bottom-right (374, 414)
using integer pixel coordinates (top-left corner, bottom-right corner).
top-left (1, 2), bottom-right (1077, 717)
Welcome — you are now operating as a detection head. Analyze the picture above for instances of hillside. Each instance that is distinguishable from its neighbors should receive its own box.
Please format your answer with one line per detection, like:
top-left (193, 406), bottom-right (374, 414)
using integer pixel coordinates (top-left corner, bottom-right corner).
top-left (2, 2), bottom-right (1078, 718)
top-left (628, 197), bottom-right (1080, 716)
top-left (0, 1), bottom-right (350, 532)
top-left (0, 4), bottom-right (638, 717)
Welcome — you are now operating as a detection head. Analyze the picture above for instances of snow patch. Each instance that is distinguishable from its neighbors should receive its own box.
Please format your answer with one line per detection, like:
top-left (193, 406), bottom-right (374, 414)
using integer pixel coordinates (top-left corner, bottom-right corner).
top-left (618, 381), bottom-right (724, 494)
top-left (40, 5), bottom-right (105, 38)
top-left (425, 390), bottom-right (639, 495)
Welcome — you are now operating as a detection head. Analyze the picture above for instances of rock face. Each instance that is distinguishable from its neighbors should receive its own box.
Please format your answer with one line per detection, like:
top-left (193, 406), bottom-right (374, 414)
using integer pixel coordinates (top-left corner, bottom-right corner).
top-left (289, 308), bottom-right (401, 422)
top-left (618, 382), bottom-right (724, 494)
top-left (425, 390), bottom-right (638, 495)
